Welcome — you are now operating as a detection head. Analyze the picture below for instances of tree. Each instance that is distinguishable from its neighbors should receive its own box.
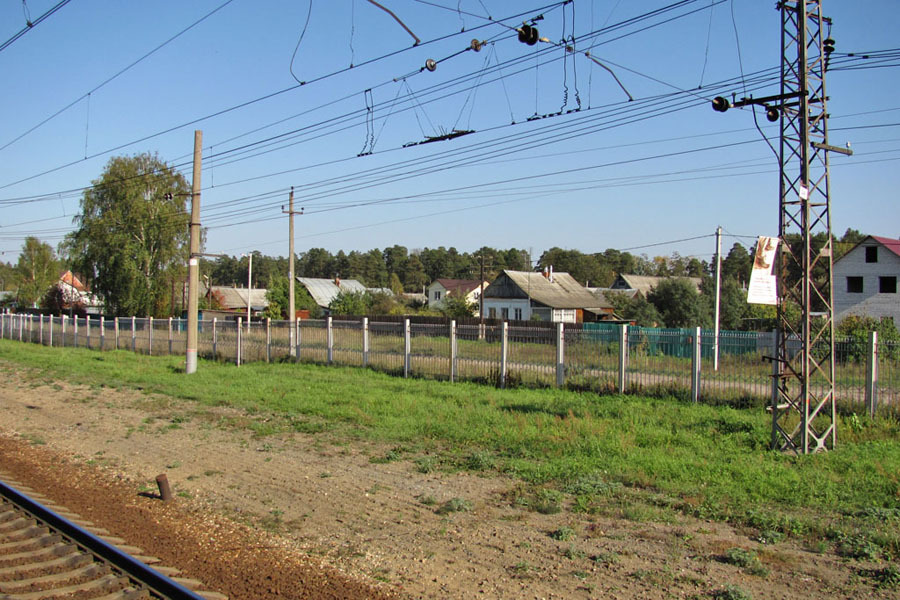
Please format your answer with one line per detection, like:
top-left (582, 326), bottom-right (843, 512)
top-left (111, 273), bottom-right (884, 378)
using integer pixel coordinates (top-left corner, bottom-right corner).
top-left (441, 294), bottom-right (476, 318)
top-left (16, 237), bottom-right (58, 308)
top-left (648, 278), bottom-right (709, 328)
top-left (722, 243), bottom-right (752, 287)
top-left (61, 154), bottom-right (190, 316)
top-left (264, 275), bottom-right (321, 319)
top-left (329, 291), bottom-right (370, 315)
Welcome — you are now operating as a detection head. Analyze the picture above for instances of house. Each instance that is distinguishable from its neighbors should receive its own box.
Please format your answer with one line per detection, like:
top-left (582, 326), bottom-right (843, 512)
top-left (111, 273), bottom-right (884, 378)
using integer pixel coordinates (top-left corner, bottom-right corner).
top-left (608, 273), bottom-right (702, 297)
top-left (482, 268), bottom-right (610, 323)
top-left (53, 271), bottom-right (102, 314)
top-left (295, 276), bottom-right (396, 313)
top-left (207, 286), bottom-right (269, 315)
top-left (426, 279), bottom-right (490, 314)
top-left (834, 235), bottom-right (900, 323)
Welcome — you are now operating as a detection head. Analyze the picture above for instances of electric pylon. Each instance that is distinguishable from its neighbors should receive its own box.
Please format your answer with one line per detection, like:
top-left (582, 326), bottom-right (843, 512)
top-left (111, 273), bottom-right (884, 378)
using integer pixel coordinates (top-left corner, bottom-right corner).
top-left (713, 1), bottom-right (849, 453)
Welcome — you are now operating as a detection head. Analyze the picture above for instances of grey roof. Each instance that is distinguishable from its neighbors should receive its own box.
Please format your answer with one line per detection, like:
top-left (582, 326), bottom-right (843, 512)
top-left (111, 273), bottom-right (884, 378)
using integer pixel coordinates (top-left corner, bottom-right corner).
top-left (484, 270), bottom-right (606, 310)
top-left (296, 277), bottom-right (366, 308)
top-left (209, 286), bottom-right (269, 311)
top-left (611, 274), bottom-right (701, 296)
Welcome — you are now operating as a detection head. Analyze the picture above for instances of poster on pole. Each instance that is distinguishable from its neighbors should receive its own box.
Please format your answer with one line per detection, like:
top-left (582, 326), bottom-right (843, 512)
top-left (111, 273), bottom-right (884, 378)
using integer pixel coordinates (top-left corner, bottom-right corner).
top-left (747, 236), bottom-right (780, 305)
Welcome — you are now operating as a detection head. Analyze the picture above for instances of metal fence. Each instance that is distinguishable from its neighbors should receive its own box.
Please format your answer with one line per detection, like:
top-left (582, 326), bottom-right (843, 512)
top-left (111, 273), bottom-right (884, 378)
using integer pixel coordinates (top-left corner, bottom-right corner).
top-left (2, 313), bottom-right (895, 415)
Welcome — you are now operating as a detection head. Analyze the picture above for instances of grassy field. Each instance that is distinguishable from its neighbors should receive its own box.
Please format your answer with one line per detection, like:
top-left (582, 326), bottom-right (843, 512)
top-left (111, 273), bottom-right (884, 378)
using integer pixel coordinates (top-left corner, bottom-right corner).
top-left (1, 339), bottom-right (898, 561)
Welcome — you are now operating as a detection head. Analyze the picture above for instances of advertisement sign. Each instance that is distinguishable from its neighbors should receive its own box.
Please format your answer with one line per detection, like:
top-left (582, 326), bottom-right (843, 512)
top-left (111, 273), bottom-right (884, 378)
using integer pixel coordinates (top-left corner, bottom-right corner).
top-left (747, 236), bottom-right (779, 305)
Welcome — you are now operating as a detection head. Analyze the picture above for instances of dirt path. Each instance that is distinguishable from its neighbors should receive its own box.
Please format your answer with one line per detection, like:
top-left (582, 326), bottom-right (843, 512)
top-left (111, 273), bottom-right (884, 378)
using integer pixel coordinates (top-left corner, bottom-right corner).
top-left (0, 362), bottom-right (893, 599)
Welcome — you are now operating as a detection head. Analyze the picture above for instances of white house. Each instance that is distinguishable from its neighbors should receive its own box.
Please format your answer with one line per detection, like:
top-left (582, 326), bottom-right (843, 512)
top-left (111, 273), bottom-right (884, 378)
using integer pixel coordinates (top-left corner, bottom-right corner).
top-left (426, 279), bottom-right (489, 314)
top-left (834, 235), bottom-right (900, 323)
top-left (482, 269), bottom-right (610, 323)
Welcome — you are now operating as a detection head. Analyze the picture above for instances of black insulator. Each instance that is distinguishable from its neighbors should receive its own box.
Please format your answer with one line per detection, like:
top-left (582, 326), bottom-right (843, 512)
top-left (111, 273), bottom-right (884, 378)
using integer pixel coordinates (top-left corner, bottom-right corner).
top-left (711, 96), bottom-right (730, 113)
top-left (425, 58), bottom-right (437, 72)
top-left (518, 25), bottom-right (531, 44)
top-left (766, 106), bottom-right (780, 122)
top-left (527, 25), bottom-right (539, 45)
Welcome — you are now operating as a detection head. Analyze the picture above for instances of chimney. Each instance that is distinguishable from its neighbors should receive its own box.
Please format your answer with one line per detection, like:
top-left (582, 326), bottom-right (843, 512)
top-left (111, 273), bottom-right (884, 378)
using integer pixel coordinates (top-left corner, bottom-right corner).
top-left (543, 267), bottom-right (549, 279)
top-left (334, 275), bottom-right (341, 287)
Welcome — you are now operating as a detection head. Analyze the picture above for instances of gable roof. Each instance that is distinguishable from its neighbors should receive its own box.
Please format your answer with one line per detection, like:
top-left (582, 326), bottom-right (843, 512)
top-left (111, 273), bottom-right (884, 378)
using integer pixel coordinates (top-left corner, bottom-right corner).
top-left (834, 235), bottom-right (900, 265)
top-left (296, 277), bottom-right (366, 308)
top-left (611, 274), bottom-right (702, 296)
top-left (484, 270), bottom-right (605, 309)
top-left (209, 286), bottom-right (269, 311)
top-left (59, 270), bottom-right (88, 292)
top-left (431, 278), bottom-right (487, 296)
top-left (871, 236), bottom-right (900, 258)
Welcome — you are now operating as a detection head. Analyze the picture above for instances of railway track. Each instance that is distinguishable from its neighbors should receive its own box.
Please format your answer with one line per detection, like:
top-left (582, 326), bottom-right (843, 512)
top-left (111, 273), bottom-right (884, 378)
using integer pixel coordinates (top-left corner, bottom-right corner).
top-left (0, 474), bottom-right (225, 600)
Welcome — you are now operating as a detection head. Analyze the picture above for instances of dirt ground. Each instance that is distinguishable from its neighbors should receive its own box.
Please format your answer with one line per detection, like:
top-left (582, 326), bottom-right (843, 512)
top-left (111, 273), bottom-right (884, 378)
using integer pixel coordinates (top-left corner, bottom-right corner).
top-left (0, 361), bottom-right (896, 600)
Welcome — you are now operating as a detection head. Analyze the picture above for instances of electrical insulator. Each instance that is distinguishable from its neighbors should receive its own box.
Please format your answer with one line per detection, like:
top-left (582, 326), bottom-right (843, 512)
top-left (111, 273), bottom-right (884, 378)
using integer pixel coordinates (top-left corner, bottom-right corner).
top-left (425, 58), bottom-right (437, 72)
top-left (823, 37), bottom-right (835, 54)
top-left (765, 106), bottom-right (780, 122)
top-left (518, 24), bottom-right (539, 46)
top-left (711, 96), bottom-right (730, 113)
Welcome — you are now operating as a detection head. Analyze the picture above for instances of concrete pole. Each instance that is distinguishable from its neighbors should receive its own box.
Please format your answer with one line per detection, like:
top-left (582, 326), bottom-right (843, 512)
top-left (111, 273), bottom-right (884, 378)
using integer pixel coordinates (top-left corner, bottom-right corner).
top-left (288, 187), bottom-right (296, 356)
top-left (713, 225), bottom-right (722, 371)
top-left (186, 130), bottom-right (202, 374)
top-left (246, 253), bottom-right (252, 333)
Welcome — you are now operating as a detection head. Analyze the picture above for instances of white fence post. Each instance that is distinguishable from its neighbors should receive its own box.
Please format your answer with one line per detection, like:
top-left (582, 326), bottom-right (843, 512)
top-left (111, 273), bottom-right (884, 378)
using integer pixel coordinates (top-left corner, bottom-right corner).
top-left (403, 318), bottom-right (411, 378)
top-left (618, 324), bottom-right (628, 394)
top-left (295, 318), bottom-right (302, 361)
top-left (237, 317), bottom-right (242, 366)
top-left (449, 319), bottom-right (457, 383)
top-left (100, 317), bottom-right (105, 350)
top-left (266, 318), bottom-right (271, 363)
top-left (73, 316), bottom-right (78, 347)
top-left (61, 315), bottom-right (67, 347)
top-left (866, 330), bottom-right (878, 418)
top-left (362, 317), bottom-right (369, 367)
top-left (212, 318), bottom-right (218, 358)
top-left (556, 322), bottom-right (565, 388)
top-left (85, 316), bottom-right (91, 349)
top-left (168, 317), bottom-right (173, 355)
top-left (691, 327), bottom-right (702, 403)
top-left (500, 321), bottom-right (508, 388)
top-left (148, 317), bottom-right (154, 355)
top-left (327, 317), bottom-right (334, 364)
top-left (131, 316), bottom-right (136, 352)
top-left (39, 315), bottom-right (43, 345)
top-left (49, 316), bottom-right (53, 347)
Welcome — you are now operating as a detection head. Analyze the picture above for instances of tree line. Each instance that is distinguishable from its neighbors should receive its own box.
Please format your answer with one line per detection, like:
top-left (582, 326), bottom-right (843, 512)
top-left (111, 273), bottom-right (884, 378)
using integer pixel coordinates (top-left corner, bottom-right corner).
top-left (0, 153), bottom-right (873, 334)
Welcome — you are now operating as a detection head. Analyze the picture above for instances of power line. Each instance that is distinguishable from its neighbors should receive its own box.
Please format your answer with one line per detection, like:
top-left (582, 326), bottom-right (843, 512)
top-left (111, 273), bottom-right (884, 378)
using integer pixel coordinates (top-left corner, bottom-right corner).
top-left (0, 0), bottom-right (72, 54)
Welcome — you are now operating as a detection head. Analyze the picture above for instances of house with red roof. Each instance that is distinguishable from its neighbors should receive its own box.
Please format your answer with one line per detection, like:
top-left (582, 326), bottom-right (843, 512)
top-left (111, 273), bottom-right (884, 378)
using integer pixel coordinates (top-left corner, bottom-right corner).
top-left (833, 235), bottom-right (900, 324)
top-left (426, 278), bottom-right (490, 315)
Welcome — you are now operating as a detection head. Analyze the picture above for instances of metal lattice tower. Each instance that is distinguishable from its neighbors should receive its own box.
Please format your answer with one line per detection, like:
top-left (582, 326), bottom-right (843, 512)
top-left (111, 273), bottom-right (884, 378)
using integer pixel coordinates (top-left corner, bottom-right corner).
top-left (773, 0), bottom-right (838, 454)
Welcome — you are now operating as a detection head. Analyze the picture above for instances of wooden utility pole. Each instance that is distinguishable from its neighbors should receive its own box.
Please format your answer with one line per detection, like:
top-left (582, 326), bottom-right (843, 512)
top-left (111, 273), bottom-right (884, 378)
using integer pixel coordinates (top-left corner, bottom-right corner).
top-left (185, 130), bottom-right (202, 374)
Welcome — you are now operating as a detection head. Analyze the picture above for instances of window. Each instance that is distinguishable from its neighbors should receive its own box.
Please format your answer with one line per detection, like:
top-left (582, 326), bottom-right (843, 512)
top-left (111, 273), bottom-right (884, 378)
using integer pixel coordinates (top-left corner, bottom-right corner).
top-left (501, 307), bottom-right (509, 319)
top-left (866, 246), bottom-right (878, 263)
top-left (488, 307), bottom-right (497, 318)
top-left (880, 276), bottom-right (897, 294)
top-left (514, 308), bottom-right (523, 321)
top-left (847, 276), bottom-right (863, 293)
top-left (433, 291), bottom-right (442, 301)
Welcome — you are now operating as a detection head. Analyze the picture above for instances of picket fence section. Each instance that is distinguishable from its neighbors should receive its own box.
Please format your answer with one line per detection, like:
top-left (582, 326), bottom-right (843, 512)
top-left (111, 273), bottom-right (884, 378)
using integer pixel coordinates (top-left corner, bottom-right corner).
top-left (1, 313), bottom-right (895, 416)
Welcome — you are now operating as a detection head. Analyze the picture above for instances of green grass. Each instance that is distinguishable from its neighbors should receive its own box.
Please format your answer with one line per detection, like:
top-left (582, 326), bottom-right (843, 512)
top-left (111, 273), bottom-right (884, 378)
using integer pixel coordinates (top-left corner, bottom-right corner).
top-left (2, 340), bottom-right (899, 555)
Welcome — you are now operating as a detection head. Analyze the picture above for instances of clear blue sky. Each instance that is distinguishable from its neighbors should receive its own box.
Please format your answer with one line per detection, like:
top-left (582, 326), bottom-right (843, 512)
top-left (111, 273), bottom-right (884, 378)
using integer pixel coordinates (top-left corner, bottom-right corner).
top-left (1, 0), bottom-right (898, 268)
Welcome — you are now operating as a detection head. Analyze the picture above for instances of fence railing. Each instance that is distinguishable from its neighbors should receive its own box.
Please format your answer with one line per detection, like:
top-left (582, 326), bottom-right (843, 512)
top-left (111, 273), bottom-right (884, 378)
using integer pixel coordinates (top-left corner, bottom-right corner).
top-left (1, 313), bottom-right (895, 415)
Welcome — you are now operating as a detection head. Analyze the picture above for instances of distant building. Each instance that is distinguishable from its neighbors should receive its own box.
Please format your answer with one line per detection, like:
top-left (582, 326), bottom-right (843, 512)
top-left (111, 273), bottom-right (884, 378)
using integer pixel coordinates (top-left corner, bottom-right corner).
top-left (482, 268), bottom-right (610, 323)
top-left (426, 279), bottom-right (490, 315)
top-left (608, 274), bottom-right (702, 297)
top-left (295, 276), bottom-right (391, 313)
top-left (207, 286), bottom-right (269, 315)
top-left (834, 235), bottom-right (900, 323)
